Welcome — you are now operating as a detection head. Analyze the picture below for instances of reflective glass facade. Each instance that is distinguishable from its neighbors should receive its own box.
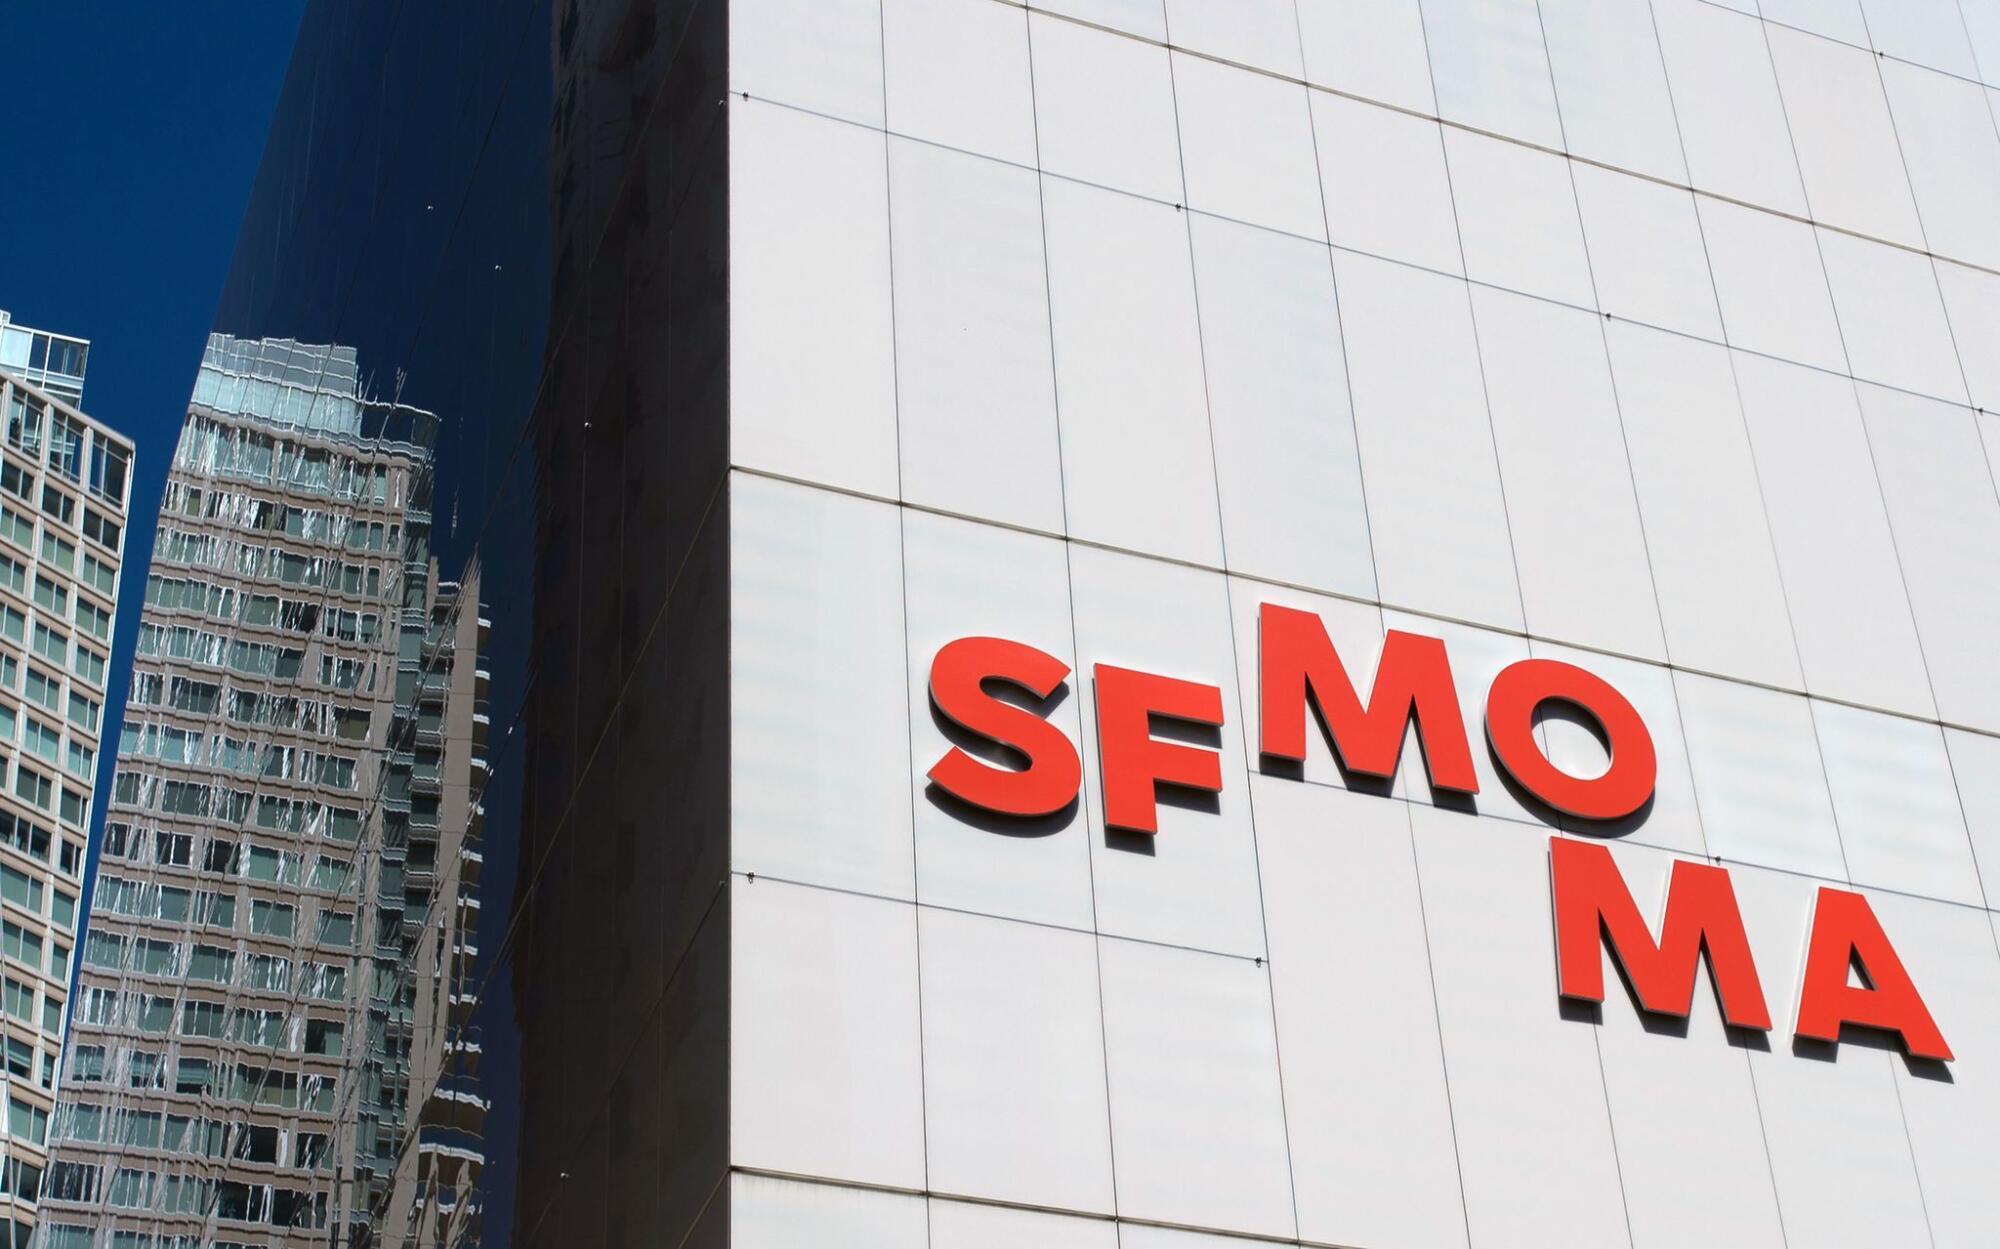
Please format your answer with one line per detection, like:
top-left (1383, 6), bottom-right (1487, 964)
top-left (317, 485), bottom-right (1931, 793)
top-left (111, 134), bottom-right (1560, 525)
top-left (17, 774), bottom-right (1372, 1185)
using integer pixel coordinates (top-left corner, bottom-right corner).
top-left (40, 0), bottom-right (2000, 1247)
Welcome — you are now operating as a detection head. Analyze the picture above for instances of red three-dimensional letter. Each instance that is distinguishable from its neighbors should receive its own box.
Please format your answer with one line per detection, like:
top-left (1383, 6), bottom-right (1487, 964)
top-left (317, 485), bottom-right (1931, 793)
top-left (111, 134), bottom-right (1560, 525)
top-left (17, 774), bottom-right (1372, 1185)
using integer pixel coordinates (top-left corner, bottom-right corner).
top-left (927, 637), bottom-right (1082, 818)
top-left (1258, 602), bottom-right (1478, 793)
top-left (1794, 888), bottom-right (1952, 1061)
top-left (1095, 664), bottom-right (1224, 835)
top-left (1550, 837), bottom-right (1772, 1030)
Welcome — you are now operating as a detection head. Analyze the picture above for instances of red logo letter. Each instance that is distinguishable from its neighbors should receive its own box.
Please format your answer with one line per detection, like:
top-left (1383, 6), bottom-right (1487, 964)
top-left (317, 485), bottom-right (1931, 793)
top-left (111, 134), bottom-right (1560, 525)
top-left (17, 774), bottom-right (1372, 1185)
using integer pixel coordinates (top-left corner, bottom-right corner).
top-left (1794, 888), bottom-right (1952, 1061)
top-left (927, 637), bottom-right (1082, 818)
top-left (1257, 603), bottom-right (1477, 793)
top-left (1094, 664), bottom-right (1224, 835)
top-left (1551, 837), bottom-right (1772, 1030)
top-left (1487, 659), bottom-right (1656, 821)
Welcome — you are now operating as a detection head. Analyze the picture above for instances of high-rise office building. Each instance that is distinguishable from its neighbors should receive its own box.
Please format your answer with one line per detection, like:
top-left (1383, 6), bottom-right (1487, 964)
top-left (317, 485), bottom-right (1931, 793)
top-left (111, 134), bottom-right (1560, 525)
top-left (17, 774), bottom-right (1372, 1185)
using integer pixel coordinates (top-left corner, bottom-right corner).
top-left (61, 0), bottom-right (2000, 1246)
top-left (0, 315), bottom-right (89, 409)
top-left (0, 369), bottom-right (130, 1245)
top-left (40, 334), bottom-right (485, 1248)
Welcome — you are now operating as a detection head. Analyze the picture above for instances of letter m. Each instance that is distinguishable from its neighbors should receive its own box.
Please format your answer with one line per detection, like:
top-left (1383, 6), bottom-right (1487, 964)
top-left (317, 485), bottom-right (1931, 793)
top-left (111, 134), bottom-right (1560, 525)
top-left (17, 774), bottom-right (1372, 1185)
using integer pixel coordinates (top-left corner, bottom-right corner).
top-left (1257, 602), bottom-right (1478, 793)
top-left (1550, 836), bottom-right (1772, 1030)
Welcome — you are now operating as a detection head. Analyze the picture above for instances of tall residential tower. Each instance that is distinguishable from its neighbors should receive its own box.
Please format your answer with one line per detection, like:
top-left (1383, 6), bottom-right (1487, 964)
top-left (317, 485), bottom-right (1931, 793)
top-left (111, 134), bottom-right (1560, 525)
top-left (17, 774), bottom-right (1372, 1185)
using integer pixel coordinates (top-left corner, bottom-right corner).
top-left (0, 367), bottom-right (130, 1245)
top-left (42, 334), bottom-right (483, 1248)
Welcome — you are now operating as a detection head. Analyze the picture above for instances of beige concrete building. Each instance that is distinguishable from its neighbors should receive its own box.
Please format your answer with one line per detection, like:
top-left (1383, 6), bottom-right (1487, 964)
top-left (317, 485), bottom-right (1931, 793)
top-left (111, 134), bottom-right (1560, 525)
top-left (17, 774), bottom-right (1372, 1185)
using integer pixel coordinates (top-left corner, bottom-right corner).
top-left (0, 367), bottom-right (131, 1247)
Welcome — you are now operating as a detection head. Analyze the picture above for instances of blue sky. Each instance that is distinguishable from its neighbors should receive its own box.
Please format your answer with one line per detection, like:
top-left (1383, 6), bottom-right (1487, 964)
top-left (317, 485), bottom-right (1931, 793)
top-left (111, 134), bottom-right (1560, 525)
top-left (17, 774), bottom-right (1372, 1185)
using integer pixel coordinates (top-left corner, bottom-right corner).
top-left (0, 3), bottom-right (303, 840)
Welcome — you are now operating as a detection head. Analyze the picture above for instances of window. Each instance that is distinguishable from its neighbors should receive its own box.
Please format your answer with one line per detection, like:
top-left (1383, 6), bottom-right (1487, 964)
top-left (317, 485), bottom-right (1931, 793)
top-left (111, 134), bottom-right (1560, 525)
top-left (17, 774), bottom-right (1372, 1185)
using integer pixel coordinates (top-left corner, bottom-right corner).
top-left (30, 575), bottom-right (63, 615)
top-left (13, 764), bottom-right (50, 811)
top-left (36, 531), bottom-right (72, 573)
top-left (8, 1098), bottom-right (46, 1145)
top-left (87, 441), bottom-right (127, 505)
top-left (81, 506), bottom-right (118, 550)
top-left (38, 484), bottom-right (72, 525)
top-left (22, 668), bottom-right (56, 712)
top-left (4, 392), bottom-right (41, 457)
top-left (30, 622), bottom-right (63, 665)
top-left (74, 599), bottom-right (109, 640)
top-left (47, 415), bottom-right (82, 482)
top-left (250, 899), bottom-right (295, 938)
top-left (0, 507), bottom-right (28, 551)
top-left (70, 644), bottom-right (103, 685)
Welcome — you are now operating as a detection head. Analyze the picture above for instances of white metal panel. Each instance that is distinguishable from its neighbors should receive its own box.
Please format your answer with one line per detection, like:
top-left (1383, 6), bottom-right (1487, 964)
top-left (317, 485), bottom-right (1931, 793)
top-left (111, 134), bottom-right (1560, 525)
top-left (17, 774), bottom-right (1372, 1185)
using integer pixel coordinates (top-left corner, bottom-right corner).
top-left (1471, 286), bottom-right (1666, 661)
top-left (1934, 260), bottom-right (2000, 412)
top-left (1068, 545), bottom-right (1267, 957)
top-left (927, 1199), bottom-right (1118, 1249)
top-left (1042, 180), bottom-right (1224, 568)
top-left (1766, 26), bottom-right (1924, 248)
top-left (1189, 214), bottom-right (1375, 599)
top-left (731, 476), bottom-right (915, 898)
top-left (730, 0), bottom-right (885, 124)
top-left (1880, 60), bottom-right (2000, 271)
top-left (917, 908), bottom-right (1115, 1212)
top-left (1675, 671), bottom-right (1847, 881)
top-left (1944, 728), bottom-right (2000, 904)
top-left (1255, 778), bottom-right (1467, 1249)
top-left (1760, 0), bottom-right (1869, 44)
top-left (1571, 164), bottom-right (1723, 340)
top-left (1443, 129), bottom-right (1595, 309)
top-left (1040, 179), bottom-right (1224, 564)
top-left (1336, 250), bottom-right (1524, 633)
top-left (1528, 639), bottom-right (1707, 857)
top-left (1420, 0), bottom-right (1564, 149)
top-left (1882, 895), bottom-right (2000, 1248)
top-left (1859, 0), bottom-right (1980, 78)
top-left (882, 0), bottom-right (1037, 165)
top-left (1035, 0), bottom-right (1167, 39)
top-left (889, 141), bottom-right (1066, 535)
top-left (1411, 806), bottom-right (1631, 1249)
top-left (1816, 228), bottom-right (1968, 403)
top-left (1590, 839), bottom-right (1789, 1249)
top-left (1856, 385), bottom-right (2000, 735)
top-left (1539, 0), bottom-right (1687, 182)
top-left (1732, 867), bottom-right (1934, 1247)
top-left (1652, 0), bottom-right (1809, 215)
top-left (901, 512), bottom-right (1095, 928)
top-left (730, 881), bottom-right (925, 1187)
top-left (1164, 0), bottom-right (1304, 76)
top-left (1812, 701), bottom-right (1981, 905)
top-left (1604, 322), bottom-right (1803, 689)
top-left (1732, 351), bottom-right (1936, 719)
top-left (1696, 198), bottom-right (1847, 375)
top-left (1097, 935), bottom-right (1296, 1238)
top-left (1313, 93), bottom-right (1462, 275)
top-left (1171, 54), bottom-right (1325, 241)
top-left (732, 1175), bottom-right (928, 1249)
top-left (729, 102), bottom-right (899, 498)
top-left (1029, 15), bottom-right (1184, 204)
top-left (1295, 0), bottom-right (1436, 113)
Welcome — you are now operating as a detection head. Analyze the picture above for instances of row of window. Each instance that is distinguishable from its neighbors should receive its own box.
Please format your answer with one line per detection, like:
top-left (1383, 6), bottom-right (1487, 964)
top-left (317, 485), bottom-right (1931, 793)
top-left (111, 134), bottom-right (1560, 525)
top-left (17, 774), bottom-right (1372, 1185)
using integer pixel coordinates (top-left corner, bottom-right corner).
top-left (121, 726), bottom-right (357, 792)
top-left (3, 751), bottom-right (90, 830)
top-left (163, 480), bottom-right (401, 553)
top-left (0, 583), bottom-right (111, 690)
top-left (82, 924), bottom-right (357, 988)
top-left (0, 859), bottom-right (73, 929)
top-left (151, 523), bottom-right (395, 603)
top-left (145, 574), bottom-right (386, 645)
top-left (0, 804), bottom-right (80, 879)
top-left (175, 414), bottom-right (403, 509)
top-left (72, 981), bottom-right (351, 1042)
top-left (133, 624), bottom-right (380, 695)
top-left (126, 674), bottom-right (372, 742)
top-left (1, 389), bottom-right (128, 507)
top-left (107, 774), bottom-right (364, 843)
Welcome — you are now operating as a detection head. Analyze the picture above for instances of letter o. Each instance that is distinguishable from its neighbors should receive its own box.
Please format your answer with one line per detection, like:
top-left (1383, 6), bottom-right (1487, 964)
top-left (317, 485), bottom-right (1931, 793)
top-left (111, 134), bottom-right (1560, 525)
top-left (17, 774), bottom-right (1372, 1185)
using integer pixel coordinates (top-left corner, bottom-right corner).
top-left (1485, 659), bottom-right (1656, 822)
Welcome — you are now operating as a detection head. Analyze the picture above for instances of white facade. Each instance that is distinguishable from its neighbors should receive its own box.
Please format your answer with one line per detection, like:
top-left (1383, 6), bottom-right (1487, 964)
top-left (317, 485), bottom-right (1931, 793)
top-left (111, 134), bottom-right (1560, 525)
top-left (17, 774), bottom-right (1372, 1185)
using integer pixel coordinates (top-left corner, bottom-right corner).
top-left (721, 1), bottom-right (2000, 1245)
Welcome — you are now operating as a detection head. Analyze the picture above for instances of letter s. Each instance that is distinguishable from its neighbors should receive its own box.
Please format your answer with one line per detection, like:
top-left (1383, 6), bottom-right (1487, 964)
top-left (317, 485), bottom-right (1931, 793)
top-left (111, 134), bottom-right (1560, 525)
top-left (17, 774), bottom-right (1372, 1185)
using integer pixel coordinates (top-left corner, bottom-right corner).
top-left (927, 637), bottom-right (1082, 818)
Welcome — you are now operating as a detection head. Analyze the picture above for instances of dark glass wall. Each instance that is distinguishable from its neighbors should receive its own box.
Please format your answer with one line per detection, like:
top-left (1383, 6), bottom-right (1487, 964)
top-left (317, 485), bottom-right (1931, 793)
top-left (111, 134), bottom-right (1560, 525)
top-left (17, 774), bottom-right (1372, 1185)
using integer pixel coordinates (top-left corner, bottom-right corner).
top-left (188, 0), bottom-right (731, 1244)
